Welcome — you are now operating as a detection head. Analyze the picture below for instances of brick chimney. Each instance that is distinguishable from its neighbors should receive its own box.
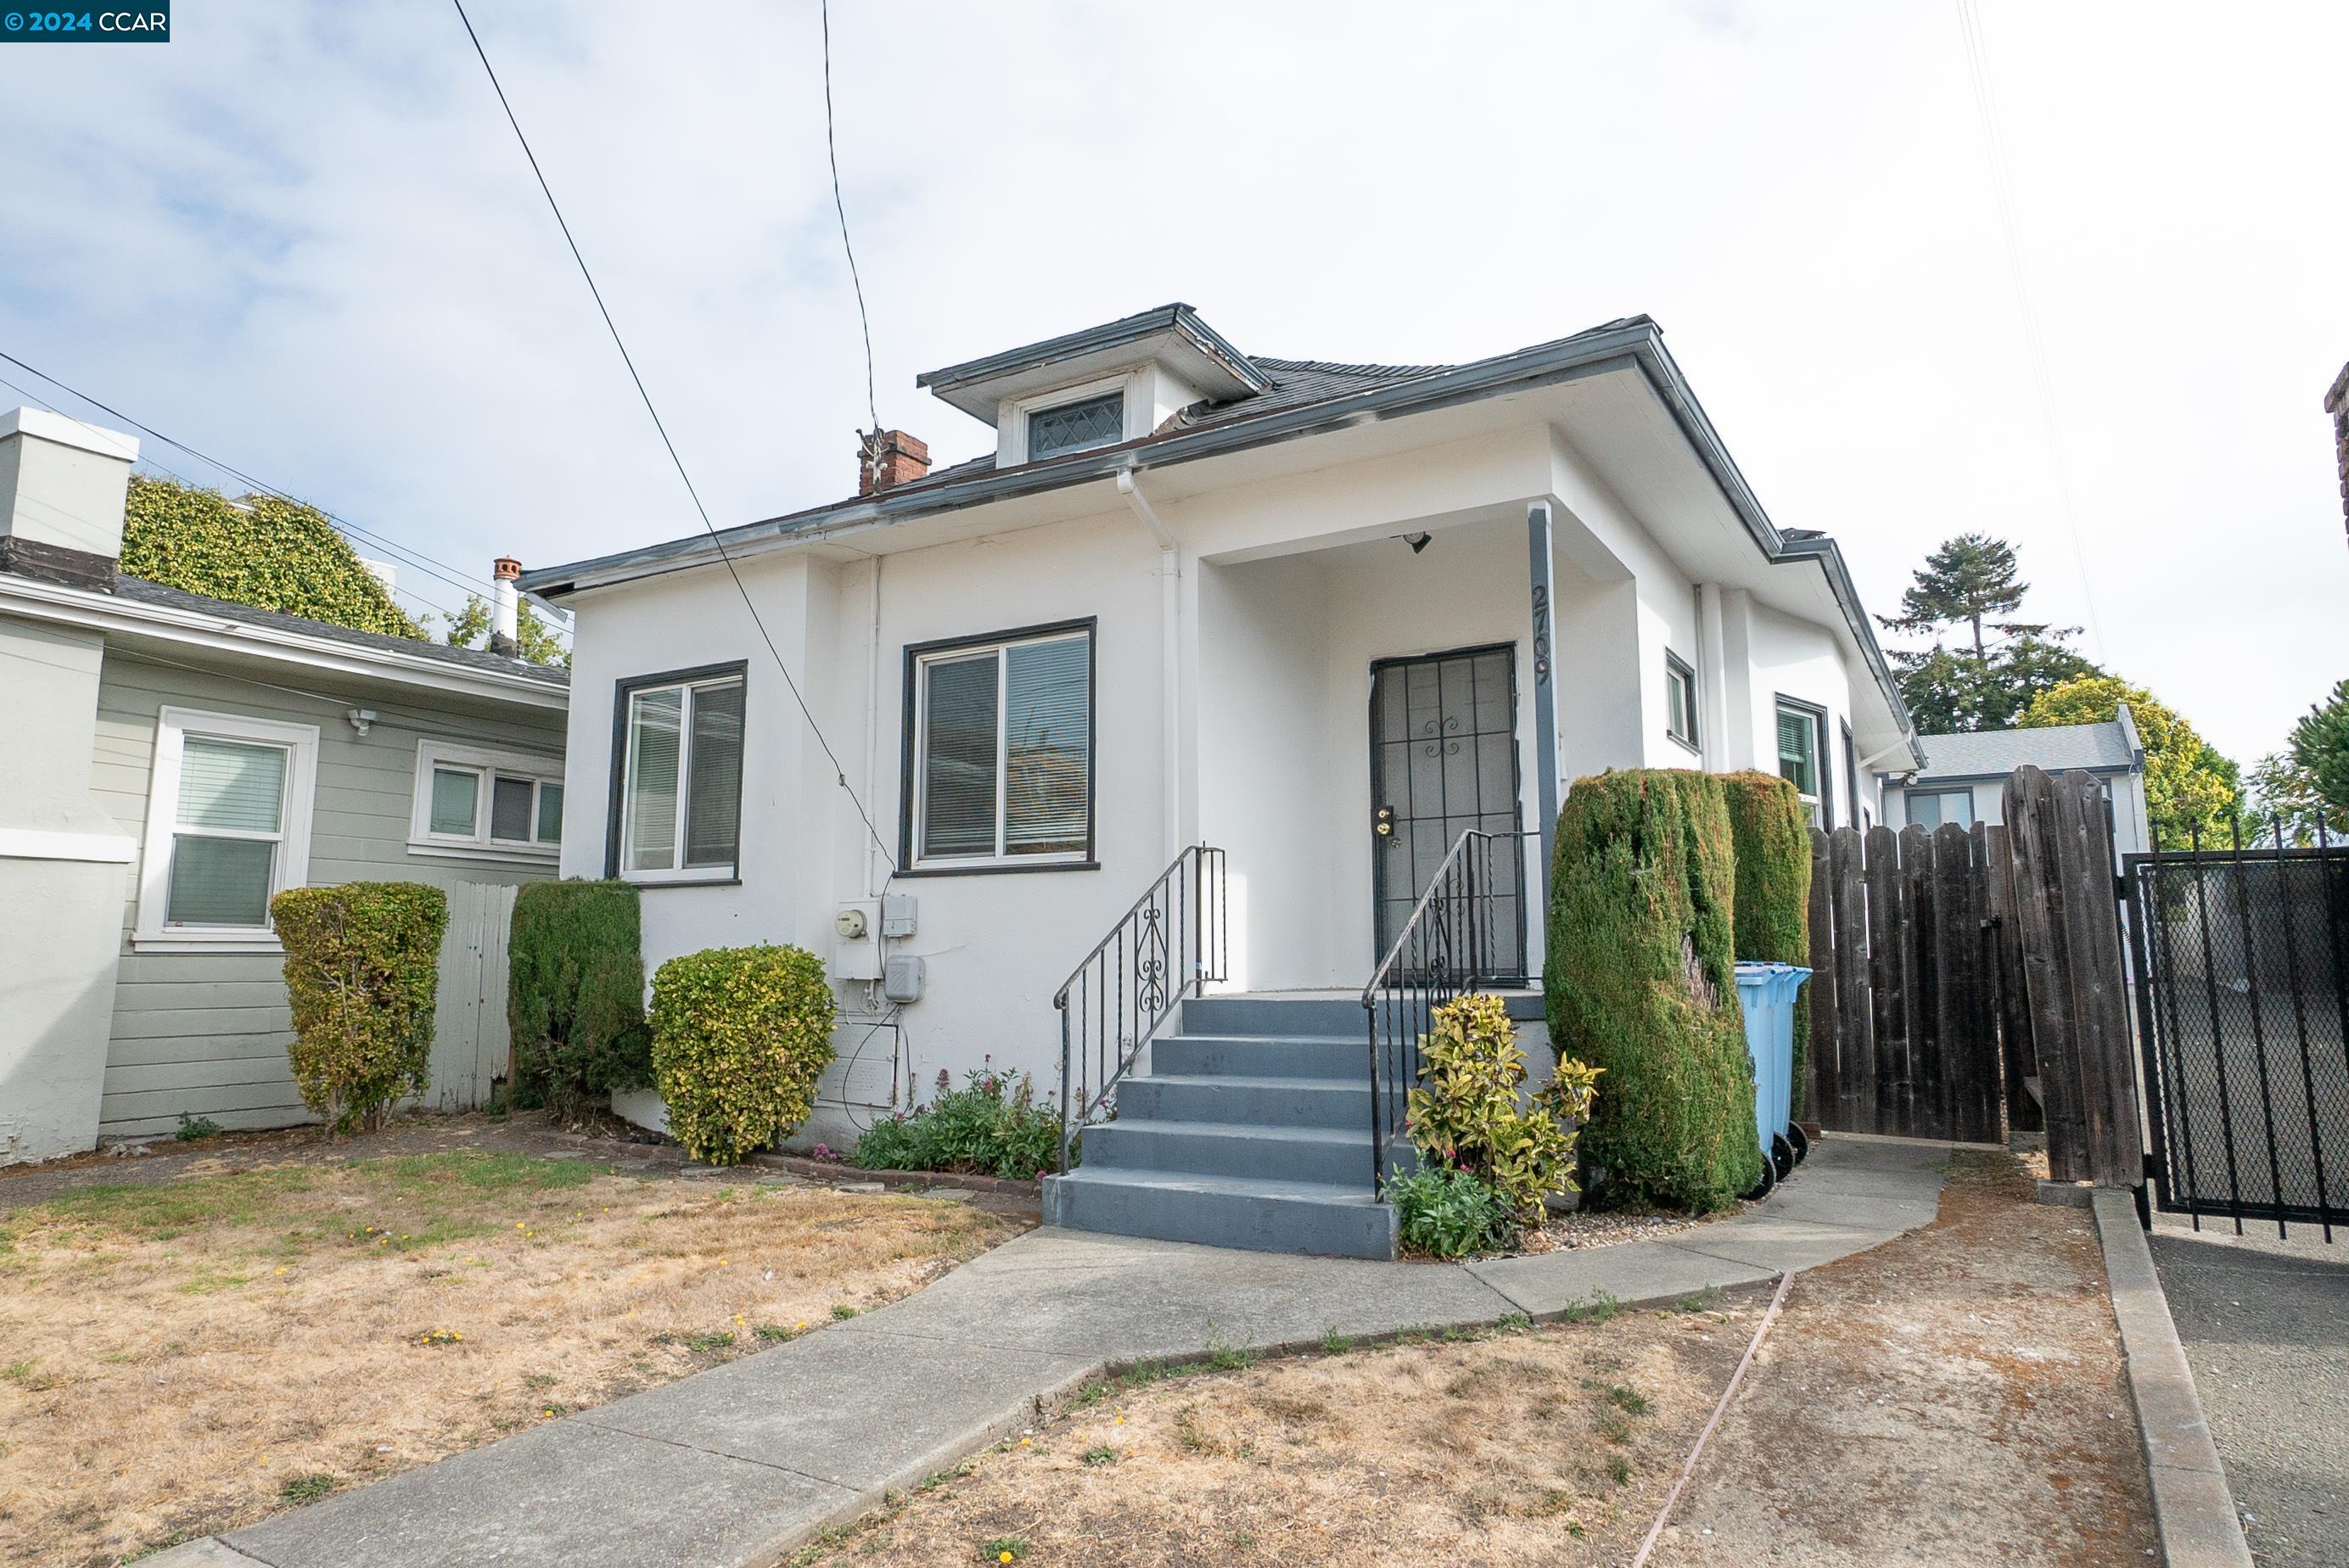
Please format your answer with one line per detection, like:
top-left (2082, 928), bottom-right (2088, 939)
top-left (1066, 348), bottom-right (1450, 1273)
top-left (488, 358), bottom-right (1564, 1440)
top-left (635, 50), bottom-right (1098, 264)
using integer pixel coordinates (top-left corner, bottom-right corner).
top-left (858, 430), bottom-right (929, 496)
top-left (490, 556), bottom-right (522, 658)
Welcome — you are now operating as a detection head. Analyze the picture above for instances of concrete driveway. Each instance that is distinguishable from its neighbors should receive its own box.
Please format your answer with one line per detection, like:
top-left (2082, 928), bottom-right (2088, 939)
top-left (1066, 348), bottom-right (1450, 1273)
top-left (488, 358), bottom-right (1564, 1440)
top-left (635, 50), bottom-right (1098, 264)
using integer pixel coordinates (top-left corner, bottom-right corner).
top-left (2149, 1215), bottom-right (2349, 1567)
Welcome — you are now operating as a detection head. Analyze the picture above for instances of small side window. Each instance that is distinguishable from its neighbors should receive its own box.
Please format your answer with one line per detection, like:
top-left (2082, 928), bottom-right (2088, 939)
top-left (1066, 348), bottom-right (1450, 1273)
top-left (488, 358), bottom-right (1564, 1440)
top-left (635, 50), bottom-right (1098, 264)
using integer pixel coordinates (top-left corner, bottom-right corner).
top-left (1664, 652), bottom-right (1699, 750)
top-left (409, 742), bottom-right (563, 861)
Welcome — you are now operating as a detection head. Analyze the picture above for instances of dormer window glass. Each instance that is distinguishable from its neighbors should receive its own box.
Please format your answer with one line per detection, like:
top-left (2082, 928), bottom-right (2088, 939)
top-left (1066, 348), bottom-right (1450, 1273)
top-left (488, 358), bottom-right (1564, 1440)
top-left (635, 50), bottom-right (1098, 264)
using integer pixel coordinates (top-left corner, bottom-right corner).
top-left (1027, 391), bottom-right (1124, 458)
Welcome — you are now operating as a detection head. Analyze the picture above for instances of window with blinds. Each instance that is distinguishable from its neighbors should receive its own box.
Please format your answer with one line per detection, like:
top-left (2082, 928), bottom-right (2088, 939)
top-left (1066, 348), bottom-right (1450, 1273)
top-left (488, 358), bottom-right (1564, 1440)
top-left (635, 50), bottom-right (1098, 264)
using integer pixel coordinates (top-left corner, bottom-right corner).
top-left (165, 736), bottom-right (289, 927)
top-left (618, 670), bottom-right (745, 878)
top-left (1775, 699), bottom-right (1826, 826)
top-left (911, 626), bottom-right (1092, 865)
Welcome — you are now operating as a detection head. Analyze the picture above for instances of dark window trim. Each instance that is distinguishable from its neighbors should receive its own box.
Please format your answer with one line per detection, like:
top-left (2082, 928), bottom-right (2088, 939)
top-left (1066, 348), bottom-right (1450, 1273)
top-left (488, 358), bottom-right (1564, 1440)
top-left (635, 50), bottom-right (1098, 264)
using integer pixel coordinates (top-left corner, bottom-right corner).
top-left (1774, 693), bottom-right (1833, 828)
top-left (1664, 648), bottom-right (1700, 750)
top-left (898, 616), bottom-right (1098, 875)
top-left (1026, 389), bottom-right (1126, 460)
top-left (1841, 717), bottom-right (1858, 835)
top-left (604, 659), bottom-right (749, 881)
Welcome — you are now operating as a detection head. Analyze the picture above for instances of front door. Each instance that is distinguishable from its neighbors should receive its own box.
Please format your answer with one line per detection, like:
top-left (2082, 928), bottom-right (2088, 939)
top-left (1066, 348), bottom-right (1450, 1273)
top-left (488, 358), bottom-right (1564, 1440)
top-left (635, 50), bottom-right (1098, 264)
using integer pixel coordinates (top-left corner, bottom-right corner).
top-left (1369, 644), bottom-right (1525, 977)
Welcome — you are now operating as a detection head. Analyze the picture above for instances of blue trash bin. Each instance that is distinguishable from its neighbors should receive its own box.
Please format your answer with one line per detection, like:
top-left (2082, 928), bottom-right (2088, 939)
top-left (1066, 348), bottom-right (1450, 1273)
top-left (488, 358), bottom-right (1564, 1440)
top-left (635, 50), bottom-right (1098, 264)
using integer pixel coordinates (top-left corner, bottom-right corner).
top-left (1733, 961), bottom-right (1812, 1194)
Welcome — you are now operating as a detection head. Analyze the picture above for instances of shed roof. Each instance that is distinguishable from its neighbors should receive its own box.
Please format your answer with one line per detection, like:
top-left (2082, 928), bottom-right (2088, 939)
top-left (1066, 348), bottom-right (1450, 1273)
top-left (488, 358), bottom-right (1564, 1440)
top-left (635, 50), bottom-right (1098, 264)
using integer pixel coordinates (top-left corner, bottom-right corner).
top-left (1909, 719), bottom-right (2136, 781)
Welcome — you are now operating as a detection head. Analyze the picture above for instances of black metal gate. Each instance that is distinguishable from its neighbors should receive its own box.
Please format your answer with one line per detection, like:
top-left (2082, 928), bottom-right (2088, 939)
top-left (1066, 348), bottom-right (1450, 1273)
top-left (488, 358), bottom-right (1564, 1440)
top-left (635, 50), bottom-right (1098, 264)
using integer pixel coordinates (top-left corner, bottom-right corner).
top-left (1368, 643), bottom-right (1526, 982)
top-left (2125, 826), bottom-right (2349, 1239)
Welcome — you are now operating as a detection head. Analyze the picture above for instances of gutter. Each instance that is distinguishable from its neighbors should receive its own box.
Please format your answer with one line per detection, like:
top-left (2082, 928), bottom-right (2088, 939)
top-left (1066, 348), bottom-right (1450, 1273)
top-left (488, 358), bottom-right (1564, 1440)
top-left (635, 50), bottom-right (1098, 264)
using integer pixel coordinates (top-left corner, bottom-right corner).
top-left (1115, 469), bottom-right (1182, 865)
top-left (0, 574), bottom-right (569, 709)
top-left (522, 316), bottom-right (1917, 754)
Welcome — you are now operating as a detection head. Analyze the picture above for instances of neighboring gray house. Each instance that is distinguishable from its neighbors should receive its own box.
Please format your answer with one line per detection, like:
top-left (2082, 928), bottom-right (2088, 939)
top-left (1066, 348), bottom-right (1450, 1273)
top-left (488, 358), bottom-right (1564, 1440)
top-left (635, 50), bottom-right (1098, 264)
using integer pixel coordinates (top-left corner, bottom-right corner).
top-left (1881, 706), bottom-right (2150, 858)
top-left (0, 408), bottom-right (568, 1163)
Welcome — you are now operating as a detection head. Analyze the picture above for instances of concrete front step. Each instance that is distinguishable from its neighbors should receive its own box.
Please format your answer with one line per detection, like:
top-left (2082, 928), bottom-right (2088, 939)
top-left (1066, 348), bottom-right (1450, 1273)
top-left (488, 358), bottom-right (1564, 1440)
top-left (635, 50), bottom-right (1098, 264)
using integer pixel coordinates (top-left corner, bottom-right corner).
top-left (1081, 1118), bottom-right (1375, 1188)
top-left (1115, 1072), bottom-right (1371, 1131)
top-left (1151, 1033), bottom-right (1365, 1081)
top-left (1182, 995), bottom-right (1366, 1038)
top-left (1043, 1167), bottom-right (1399, 1261)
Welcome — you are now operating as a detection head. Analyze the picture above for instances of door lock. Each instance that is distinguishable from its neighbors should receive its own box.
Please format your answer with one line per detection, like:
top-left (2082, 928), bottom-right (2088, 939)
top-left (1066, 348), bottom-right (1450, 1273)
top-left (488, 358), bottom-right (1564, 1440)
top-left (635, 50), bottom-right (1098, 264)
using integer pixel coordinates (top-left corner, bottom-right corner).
top-left (1373, 804), bottom-right (1395, 837)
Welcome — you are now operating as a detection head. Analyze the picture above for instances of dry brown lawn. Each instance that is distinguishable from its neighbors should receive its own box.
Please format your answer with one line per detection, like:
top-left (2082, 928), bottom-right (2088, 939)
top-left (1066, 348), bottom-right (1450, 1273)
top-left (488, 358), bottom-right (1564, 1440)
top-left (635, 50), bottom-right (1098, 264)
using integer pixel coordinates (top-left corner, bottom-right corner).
top-left (0, 1148), bottom-right (1023, 1566)
top-left (792, 1295), bottom-right (1764, 1567)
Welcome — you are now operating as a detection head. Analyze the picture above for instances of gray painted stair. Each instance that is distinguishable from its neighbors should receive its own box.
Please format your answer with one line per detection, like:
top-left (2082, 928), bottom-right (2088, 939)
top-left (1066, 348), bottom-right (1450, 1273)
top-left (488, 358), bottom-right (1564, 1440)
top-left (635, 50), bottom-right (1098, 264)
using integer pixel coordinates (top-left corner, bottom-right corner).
top-left (1043, 994), bottom-right (1399, 1261)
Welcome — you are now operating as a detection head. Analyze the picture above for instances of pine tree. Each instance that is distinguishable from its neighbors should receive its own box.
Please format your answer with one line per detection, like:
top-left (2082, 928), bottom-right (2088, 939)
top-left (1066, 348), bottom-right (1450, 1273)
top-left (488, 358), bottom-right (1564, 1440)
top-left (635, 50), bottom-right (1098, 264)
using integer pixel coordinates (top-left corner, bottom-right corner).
top-left (1878, 534), bottom-right (2099, 732)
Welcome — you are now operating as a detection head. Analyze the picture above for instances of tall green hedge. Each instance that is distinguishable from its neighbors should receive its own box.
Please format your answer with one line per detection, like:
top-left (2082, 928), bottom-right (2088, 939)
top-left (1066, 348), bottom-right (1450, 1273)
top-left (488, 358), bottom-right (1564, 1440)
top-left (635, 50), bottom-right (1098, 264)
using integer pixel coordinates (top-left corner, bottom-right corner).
top-left (1722, 770), bottom-right (1814, 1118)
top-left (272, 882), bottom-right (449, 1134)
top-left (1545, 769), bottom-right (1759, 1211)
top-left (121, 474), bottom-right (424, 638)
top-left (507, 879), bottom-right (651, 1118)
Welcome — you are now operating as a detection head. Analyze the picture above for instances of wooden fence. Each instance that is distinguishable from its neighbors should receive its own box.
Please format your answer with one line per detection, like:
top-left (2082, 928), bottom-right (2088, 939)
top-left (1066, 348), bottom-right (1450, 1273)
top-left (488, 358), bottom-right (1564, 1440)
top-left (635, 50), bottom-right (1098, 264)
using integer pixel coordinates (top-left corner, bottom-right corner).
top-left (1805, 820), bottom-right (2004, 1142)
top-left (1803, 765), bottom-right (2144, 1186)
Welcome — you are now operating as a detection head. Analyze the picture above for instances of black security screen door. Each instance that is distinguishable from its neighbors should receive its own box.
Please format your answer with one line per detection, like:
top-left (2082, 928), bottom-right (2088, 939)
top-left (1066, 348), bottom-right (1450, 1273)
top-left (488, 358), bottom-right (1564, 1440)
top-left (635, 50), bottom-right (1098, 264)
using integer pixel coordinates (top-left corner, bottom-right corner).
top-left (1370, 644), bottom-right (1525, 980)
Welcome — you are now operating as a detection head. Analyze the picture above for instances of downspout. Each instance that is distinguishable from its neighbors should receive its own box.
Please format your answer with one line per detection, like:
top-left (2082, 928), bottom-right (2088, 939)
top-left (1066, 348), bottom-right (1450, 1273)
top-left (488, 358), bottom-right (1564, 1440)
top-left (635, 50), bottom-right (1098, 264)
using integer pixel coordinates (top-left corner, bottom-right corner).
top-left (1116, 468), bottom-right (1182, 865)
top-left (1696, 583), bottom-right (1730, 771)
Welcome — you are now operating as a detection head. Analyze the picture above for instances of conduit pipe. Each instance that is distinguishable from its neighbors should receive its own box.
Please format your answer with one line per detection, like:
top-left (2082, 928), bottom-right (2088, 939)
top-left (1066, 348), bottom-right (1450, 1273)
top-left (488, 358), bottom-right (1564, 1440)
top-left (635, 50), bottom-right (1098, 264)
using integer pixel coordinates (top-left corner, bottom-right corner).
top-left (1116, 468), bottom-right (1182, 864)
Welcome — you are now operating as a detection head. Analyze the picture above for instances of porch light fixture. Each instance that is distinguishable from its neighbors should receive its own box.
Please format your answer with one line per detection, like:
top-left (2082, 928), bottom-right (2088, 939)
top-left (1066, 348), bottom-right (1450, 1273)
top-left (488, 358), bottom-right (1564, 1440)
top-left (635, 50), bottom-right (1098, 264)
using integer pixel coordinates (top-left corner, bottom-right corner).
top-left (1404, 532), bottom-right (1432, 554)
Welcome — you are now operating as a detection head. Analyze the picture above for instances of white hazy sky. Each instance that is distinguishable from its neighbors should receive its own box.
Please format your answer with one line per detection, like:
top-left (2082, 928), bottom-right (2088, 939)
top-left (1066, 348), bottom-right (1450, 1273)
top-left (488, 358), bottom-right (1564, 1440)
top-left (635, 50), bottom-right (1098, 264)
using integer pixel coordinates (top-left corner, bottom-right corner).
top-left (3, 2), bottom-right (2343, 764)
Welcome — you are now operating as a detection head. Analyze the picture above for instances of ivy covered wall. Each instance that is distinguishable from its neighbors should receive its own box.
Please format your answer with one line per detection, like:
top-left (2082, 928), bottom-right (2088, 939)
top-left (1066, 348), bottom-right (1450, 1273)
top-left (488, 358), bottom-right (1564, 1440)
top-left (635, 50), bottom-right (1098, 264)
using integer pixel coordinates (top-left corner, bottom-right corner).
top-left (119, 474), bottom-right (425, 639)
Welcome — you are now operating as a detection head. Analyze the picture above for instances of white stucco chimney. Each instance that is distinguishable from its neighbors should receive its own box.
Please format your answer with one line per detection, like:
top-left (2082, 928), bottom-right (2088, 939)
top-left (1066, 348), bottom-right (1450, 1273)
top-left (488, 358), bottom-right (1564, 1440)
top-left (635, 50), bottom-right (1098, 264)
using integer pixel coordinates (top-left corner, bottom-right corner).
top-left (490, 556), bottom-right (522, 658)
top-left (0, 407), bottom-right (139, 591)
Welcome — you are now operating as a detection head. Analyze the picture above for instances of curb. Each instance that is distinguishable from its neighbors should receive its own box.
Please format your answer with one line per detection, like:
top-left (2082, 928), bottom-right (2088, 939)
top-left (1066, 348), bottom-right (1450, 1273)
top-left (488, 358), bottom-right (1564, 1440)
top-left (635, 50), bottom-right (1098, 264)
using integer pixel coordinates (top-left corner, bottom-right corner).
top-left (2090, 1190), bottom-right (2255, 1568)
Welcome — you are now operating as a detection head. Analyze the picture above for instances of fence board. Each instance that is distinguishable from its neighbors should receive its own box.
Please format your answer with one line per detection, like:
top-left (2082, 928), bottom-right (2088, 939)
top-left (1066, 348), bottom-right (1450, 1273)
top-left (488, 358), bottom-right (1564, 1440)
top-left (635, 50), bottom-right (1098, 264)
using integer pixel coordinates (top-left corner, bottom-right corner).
top-left (1983, 823), bottom-right (2043, 1133)
top-left (1864, 825), bottom-right (1906, 1138)
top-left (1828, 826), bottom-right (1874, 1134)
top-left (1805, 828), bottom-right (1836, 1128)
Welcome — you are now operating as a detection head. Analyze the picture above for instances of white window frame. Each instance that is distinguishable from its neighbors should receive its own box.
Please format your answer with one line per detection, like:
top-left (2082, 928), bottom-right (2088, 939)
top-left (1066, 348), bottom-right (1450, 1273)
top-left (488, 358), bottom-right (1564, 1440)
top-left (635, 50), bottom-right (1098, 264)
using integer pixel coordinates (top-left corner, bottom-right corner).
top-left (1663, 651), bottom-right (1700, 753)
top-left (615, 670), bottom-right (746, 886)
top-left (406, 740), bottom-right (563, 863)
top-left (133, 707), bottom-right (320, 953)
top-left (999, 372), bottom-right (1138, 466)
top-left (1775, 697), bottom-right (1829, 828)
top-left (1908, 787), bottom-right (1976, 832)
top-left (908, 625), bottom-right (1095, 871)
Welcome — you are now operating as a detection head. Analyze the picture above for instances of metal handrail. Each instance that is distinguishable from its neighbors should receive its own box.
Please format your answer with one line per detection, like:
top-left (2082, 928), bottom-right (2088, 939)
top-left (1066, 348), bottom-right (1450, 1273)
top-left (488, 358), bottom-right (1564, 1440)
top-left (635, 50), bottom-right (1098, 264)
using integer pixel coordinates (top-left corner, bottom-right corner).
top-left (1360, 827), bottom-right (1530, 1190)
top-left (1053, 843), bottom-right (1228, 1172)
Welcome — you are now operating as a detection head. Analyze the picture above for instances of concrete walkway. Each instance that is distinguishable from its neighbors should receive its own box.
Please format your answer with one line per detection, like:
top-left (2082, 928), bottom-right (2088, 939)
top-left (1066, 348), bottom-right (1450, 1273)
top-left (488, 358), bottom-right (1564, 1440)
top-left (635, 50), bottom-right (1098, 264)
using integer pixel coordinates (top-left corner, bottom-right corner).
top-left (162, 1137), bottom-right (1948, 1568)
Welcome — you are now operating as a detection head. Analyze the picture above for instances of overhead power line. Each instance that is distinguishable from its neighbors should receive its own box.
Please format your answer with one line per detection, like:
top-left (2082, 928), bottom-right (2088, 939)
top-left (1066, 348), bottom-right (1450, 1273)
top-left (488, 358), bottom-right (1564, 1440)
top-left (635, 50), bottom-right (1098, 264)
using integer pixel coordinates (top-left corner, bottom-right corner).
top-left (0, 363), bottom-right (474, 627)
top-left (1953, 0), bottom-right (2107, 658)
top-left (822, 0), bottom-right (879, 436)
top-left (0, 347), bottom-right (516, 621)
top-left (448, 0), bottom-right (896, 877)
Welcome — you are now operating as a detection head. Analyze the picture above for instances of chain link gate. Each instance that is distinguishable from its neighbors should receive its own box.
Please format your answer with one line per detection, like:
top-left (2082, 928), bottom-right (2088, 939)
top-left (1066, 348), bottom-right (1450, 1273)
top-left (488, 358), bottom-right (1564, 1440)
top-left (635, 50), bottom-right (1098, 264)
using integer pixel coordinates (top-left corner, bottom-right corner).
top-left (2124, 826), bottom-right (2349, 1240)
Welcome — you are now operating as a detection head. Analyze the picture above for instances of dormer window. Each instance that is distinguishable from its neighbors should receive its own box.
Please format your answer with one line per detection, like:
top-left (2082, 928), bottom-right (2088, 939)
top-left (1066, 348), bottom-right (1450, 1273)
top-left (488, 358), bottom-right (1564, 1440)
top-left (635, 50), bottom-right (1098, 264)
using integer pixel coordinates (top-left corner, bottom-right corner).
top-left (1028, 391), bottom-right (1124, 458)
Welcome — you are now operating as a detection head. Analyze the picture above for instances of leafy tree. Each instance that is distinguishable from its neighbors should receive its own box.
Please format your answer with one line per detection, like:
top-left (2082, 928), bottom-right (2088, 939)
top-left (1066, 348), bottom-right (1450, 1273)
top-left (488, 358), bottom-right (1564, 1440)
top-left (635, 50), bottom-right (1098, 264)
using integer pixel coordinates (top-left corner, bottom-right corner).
top-left (121, 475), bottom-right (423, 638)
top-left (1878, 534), bottom-right (2100, 732)
top-left (434, 593), bottom-right (570, 667)
top-left (2242, 752), bottom-right (2348, 847)
top-left (2286, 678), bottom-right (2349, 820)
top-left (2021, 675), bottom-right (2239, 839)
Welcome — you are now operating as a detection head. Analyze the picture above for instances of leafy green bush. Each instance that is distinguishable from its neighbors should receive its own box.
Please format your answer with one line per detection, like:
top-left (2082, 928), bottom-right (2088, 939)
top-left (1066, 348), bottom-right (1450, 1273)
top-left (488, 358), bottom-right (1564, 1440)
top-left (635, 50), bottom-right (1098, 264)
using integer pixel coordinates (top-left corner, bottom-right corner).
top-left (507, 879), bottom-right (651, 1119)
top-left (648, 944), bottom-right (836, 1165)
top-left (1404, 993), bottom-right (1601, 1223)
top-left (1388, 1165), bottom-right (1519, 1258)
top-left (1545, 769), bottom-right (1760, 1212)
top-left (272, 882), bottom-right (450, 1135)
top-left (1721, 770), bottom-right (1814, 1117)
top-left (121, 474), bottom-right (423, 638)
top-left (850, 1065), bottom-right (1063, 1179)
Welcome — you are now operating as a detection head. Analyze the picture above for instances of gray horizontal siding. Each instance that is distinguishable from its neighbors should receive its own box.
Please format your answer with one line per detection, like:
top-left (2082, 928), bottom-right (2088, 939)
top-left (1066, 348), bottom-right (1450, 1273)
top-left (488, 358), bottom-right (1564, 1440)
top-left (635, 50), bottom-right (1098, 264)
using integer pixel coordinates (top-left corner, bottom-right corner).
top-left (92, 652), bottom-right (566, 1137)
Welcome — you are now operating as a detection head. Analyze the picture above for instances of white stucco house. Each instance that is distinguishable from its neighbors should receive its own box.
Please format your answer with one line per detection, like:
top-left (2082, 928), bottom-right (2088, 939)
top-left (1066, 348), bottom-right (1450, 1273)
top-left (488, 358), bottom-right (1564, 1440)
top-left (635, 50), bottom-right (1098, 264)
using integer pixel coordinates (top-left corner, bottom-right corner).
top-left (1881, 708), bottom-right (2150, 859)
top-left (0, 408), bottom-right (569, 1164)
top-left (524, 305), bottom-right (1920, 1254)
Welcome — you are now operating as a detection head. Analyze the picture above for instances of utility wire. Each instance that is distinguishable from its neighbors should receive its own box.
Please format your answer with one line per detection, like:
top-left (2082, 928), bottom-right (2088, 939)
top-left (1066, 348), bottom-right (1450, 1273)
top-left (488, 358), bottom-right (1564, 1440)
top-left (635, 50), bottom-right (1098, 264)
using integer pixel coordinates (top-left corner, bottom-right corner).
top-left (1953, 0), bottom-right (2106, 658)
top-left (0, 347), bottom-right (513, 617)
top-left (821, 0), bottom-right (879, 436)
top-left (449, 0), bottom-right (897, 876)
top-left (0, 365), bottom-right (473, 627)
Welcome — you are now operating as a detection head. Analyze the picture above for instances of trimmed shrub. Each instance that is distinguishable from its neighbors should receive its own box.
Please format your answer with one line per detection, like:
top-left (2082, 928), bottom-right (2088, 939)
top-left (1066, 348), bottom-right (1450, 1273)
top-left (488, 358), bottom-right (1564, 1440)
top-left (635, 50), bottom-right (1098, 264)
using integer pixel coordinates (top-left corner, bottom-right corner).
top-left (507, 879), bottom-right (651, 1119)
top-left (1721, 770), bottom-right (1814, 1116)
top-left (850, 1065), bottom-right (1063, 1179)
top-left (1404, 993), bottom-right (1601, 1224)
top-left (648, 944), bottom-right (836, 1165)
top-left (272, 882), bottom-right (450, 1135)
top-left (1389, 1165), bottom-right (1519, 1258)
top-left (1545, 769), bottom-right (1760, 1212)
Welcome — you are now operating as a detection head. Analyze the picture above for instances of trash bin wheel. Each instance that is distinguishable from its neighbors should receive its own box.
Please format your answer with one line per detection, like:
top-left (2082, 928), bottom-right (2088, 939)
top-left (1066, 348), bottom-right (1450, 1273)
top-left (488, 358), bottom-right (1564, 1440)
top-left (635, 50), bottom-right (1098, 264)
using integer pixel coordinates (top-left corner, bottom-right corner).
top-left (1787, 1123), bottom-right (1809, 1164)
top-left (1744, 1156), bottom-right (1777, 1202)
top-left (1770, 1132), bottom-right (1796, 1181)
